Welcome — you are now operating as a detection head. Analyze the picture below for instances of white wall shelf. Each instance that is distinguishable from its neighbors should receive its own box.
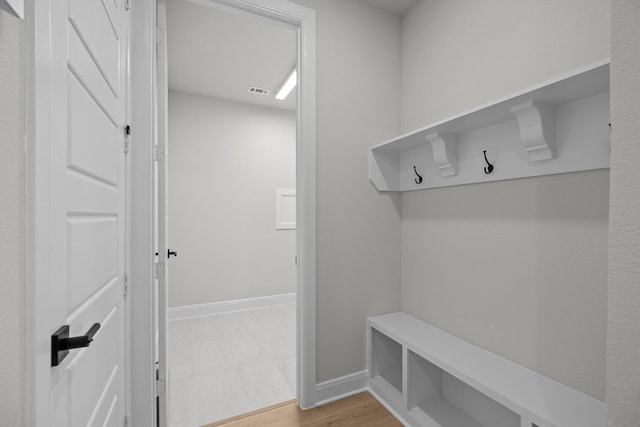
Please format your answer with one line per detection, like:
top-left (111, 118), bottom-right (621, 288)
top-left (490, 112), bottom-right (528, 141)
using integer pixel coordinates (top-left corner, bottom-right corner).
top-left (368, 312), bottom-right (606, 427)
top-left (369, 60), bottom-right (610, 192)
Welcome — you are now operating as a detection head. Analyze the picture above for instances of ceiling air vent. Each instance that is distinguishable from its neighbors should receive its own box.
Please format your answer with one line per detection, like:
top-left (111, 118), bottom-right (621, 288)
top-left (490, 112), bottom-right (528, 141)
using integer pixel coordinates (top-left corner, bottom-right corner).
top-left (248, 86), bottom-right (271, 96)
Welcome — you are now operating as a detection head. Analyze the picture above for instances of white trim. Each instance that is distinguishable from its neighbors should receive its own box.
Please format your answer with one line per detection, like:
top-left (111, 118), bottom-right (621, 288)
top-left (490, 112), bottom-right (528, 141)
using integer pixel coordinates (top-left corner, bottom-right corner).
top-left (315, 371), bottom-right (369, 406)
top-left (130, 0), bottom-right (158, 424)
top-left (292, 0), bottom-right (317, 409)
top-left (123, 3), bottom-right (134, 422)
top-left (155, 2), bottom-right (169, 425)
top-left (26, 1), bottom-right (53, 424)
top-left (130, 0), bottom-right (317, 421)
top-left (168, 293), bottom-right (296, 320)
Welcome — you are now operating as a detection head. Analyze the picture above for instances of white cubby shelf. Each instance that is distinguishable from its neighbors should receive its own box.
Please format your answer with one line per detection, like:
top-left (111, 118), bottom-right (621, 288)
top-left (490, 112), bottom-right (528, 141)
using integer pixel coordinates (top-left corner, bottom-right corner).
top-left (368, 312), bottom-right (605, 427)
top-left (369, 60), bottom-right (610, 192)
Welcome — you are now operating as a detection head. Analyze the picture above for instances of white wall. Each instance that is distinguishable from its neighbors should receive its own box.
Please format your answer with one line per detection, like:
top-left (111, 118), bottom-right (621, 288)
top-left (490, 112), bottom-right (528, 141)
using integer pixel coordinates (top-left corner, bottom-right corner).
top-left (0, 8), bottom-right (25, 425)
top-left (400, 0), bottom-right (610, 400)
top-left (167, 91), bottom-right (296, 307)
top-left (607, 0), bottom-right (640, 424)
top-left (289, 0), bottom-right (403, 383)
top-left (401, 0), bottom-right (611, 132)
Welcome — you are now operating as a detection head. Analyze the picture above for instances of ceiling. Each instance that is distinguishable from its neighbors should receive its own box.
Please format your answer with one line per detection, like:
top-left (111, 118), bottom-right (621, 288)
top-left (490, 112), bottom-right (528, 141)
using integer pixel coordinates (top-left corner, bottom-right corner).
top-left (167, 0), bottom-right (297, 110)
top-left (166, 0), bottom-right (420, 111)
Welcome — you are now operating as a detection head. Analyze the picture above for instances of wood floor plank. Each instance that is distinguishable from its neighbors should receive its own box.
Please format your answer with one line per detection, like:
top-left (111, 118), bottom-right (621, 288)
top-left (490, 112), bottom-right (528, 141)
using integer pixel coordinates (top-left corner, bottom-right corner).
top-left (204, 392), bottom-right (402, 427)
top-left (205, 400), bottom-right (300, 426)
top-left (302, 392), bottom-right (372, 423)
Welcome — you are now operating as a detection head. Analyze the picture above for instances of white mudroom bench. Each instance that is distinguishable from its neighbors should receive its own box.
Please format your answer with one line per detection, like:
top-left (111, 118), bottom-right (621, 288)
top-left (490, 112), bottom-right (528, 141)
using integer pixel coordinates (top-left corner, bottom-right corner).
top-left (368, 312), bottom-right (605, 427)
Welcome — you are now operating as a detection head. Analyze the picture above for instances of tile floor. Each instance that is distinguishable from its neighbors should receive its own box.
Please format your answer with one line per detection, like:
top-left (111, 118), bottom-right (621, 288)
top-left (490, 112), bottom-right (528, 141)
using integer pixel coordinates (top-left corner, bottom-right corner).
top-left (167, 304), bottom-right (296, 427)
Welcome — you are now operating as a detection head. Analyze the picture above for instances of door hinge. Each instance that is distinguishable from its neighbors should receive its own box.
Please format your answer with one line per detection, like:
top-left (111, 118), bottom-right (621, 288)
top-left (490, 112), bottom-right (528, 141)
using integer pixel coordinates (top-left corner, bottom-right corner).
top-left (123, 413), bottom-right (131, 427)
top-left (295, 256), bottom-right (298, 265)
top-left (154, 145), bottom-right (165, 162)
top-left (155, 379), bottom-right (166, 397)
top-left (156, 27), bottom-right (166, 45)
top-left (155, 262), bottom-right (165, 279)
top-left (123, 272), bottom-right (129, 297)
top-left (124, 125), bottom-right (131, 154)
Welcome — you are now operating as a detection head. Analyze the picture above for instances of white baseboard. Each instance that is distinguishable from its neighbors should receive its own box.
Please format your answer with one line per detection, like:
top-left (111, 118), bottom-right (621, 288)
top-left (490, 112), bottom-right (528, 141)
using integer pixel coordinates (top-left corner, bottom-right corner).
top-left (168, 293), bottom-right (295, 321)
top-left (315, 370), bottom-right (369, 406)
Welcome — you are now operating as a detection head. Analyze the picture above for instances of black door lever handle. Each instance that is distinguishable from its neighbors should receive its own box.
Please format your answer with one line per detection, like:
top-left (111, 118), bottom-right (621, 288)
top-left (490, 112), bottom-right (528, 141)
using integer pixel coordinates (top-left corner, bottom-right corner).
top-left (51, 323), bottom-right (101, 366)
top-left (155, 249), bottom-right (178, 258)
top-left (64, 323), bottom-right (100, 349)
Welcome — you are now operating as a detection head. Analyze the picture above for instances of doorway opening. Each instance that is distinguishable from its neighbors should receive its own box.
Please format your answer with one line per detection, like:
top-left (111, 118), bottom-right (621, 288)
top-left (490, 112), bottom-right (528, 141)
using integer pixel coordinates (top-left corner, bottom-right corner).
top-left (131, 0), bottom-right (316, 422)
top-left (158, 0), bottom-right (305, 425)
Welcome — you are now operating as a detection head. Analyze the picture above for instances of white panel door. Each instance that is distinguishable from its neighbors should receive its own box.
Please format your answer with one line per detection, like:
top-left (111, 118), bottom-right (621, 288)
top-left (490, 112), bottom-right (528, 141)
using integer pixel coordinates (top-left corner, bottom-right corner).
top-left (45, 0), bottom-right (128, 425)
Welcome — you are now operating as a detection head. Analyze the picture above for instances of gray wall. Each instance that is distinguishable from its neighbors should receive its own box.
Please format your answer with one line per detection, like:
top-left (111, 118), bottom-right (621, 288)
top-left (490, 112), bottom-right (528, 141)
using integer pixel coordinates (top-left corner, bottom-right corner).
top-left (607, 0), bottom-right (640, 424)
top-left (399, 0), bottom-right (610, 400)
top-left (401, 0), bottom-right (611, 132)
top-left (289, 0), bottom-right (403, 383)
top-left (0, 8), bottom-right (25, 425)
top-left (167, 91), bottom-right (296, 307)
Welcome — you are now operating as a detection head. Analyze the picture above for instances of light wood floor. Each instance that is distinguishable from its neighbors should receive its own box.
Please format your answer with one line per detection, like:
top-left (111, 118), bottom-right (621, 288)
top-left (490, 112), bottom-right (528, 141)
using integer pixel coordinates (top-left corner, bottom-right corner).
top-left (204, 392), bottom-right (402, 427)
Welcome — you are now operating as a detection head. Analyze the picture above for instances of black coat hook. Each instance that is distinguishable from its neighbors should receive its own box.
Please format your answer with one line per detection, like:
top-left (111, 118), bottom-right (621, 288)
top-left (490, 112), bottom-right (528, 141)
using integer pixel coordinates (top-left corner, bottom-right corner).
top-left (483, 150), bottom-right (494, 174)
top-left (413, 166), bottom-right (423, 184)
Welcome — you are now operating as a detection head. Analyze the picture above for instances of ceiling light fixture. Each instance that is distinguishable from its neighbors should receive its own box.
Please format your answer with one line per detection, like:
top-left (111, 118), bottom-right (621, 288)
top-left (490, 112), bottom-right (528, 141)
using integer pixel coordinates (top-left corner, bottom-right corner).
top-left (275, 68), bottom-right (297, 100)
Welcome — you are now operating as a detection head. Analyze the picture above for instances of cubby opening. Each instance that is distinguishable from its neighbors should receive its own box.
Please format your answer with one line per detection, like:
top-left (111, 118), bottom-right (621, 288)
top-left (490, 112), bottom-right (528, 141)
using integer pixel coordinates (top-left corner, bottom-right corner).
top-left (407, 350), bottom-right (520, 427)
top-left (370, 328), bottom-right (403, 395)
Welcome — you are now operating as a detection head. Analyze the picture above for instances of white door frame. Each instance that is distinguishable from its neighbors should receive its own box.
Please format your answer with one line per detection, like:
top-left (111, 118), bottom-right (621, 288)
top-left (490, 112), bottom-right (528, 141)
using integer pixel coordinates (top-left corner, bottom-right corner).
top-left (25, 2), bottom-right (56, 424)
top-left (129, 0), bottom-right (317, 423)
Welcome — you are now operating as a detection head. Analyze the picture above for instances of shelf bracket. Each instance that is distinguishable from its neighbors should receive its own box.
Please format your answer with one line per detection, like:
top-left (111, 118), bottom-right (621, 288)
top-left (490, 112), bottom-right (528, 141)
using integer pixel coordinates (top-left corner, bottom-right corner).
top-left (425, 132), bottom-right (458, 177)
top-left (511, 100), bottom-right (556, 162)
